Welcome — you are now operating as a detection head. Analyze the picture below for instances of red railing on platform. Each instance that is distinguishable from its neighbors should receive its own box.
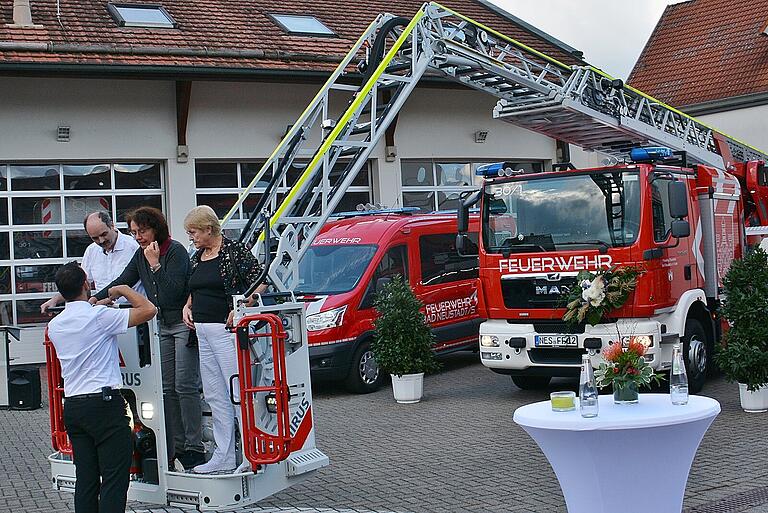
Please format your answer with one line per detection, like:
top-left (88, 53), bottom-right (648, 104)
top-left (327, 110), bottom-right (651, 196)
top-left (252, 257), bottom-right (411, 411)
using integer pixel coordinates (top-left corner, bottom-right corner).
top-left (44, 328), bottom-right (71, 456)
top-left (234, 314), bottom-right (293, 467)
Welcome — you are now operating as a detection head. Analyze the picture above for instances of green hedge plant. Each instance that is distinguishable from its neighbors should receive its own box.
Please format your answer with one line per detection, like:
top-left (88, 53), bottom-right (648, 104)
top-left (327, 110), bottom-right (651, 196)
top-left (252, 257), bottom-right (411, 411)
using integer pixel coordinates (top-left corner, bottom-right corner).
top-left (714, 247), bottom-right (768, 391)
top-left (372, 275), bottom-right (440, 377)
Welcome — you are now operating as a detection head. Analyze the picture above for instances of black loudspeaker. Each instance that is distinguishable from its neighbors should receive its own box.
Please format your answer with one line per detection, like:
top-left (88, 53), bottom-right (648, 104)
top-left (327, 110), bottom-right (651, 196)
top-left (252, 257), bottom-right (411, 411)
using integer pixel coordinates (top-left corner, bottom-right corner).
top-left (8, 366), bottom-right (41, 411)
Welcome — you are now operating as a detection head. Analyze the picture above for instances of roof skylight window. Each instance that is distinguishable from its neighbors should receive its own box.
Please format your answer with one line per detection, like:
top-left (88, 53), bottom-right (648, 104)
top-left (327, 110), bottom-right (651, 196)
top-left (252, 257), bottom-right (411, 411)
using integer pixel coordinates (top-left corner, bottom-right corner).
top-left (268, 14), bottom-right (335, 37)
top-left (107, 3), bottom-right (177, 29)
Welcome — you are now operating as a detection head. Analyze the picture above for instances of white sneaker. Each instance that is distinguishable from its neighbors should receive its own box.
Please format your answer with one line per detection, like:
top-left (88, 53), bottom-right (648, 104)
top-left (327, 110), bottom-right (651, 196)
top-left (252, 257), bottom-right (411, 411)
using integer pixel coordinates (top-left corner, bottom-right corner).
top-left (192, 460), bottom-right (236, 474)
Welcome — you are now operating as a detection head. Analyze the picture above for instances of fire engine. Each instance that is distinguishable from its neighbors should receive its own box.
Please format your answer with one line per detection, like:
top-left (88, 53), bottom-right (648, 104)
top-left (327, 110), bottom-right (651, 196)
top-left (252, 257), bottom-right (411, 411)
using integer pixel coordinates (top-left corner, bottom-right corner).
top-left (45, 1), bottom-right (768, 509)
top-left (460, 150), bottom-right (768, 393)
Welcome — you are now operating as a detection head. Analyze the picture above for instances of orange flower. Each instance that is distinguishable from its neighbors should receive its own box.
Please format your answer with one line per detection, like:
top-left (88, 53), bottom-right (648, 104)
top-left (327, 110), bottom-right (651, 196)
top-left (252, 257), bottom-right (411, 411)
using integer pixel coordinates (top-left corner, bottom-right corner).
top-left (627, 340), bottom-right (647, 357)
top-left (602, 342), bottom-right (624, 362)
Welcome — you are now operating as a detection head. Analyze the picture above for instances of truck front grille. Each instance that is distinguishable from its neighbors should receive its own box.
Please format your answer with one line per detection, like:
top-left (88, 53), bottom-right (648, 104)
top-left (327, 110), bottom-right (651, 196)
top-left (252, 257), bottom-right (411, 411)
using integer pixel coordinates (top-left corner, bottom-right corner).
top-left (500, 276), bottom-right (578, 310)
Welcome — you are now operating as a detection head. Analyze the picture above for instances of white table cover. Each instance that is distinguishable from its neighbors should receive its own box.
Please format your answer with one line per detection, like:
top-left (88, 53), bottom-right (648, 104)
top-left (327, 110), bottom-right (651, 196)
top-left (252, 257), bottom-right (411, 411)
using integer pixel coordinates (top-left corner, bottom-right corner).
top-left (513, 394), bottom-right (720, 513)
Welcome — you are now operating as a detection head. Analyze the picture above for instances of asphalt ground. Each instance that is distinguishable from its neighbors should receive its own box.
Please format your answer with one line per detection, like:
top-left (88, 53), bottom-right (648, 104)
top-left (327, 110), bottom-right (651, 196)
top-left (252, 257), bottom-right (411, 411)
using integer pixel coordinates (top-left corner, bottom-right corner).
top-left (1, 354), bottom-right (767, 513)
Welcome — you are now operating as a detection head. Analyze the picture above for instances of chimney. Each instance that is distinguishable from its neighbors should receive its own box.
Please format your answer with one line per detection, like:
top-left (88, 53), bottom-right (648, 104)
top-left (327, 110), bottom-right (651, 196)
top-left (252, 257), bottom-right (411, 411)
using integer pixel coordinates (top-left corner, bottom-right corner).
top-left (9, 0), bottom-right (38, 27)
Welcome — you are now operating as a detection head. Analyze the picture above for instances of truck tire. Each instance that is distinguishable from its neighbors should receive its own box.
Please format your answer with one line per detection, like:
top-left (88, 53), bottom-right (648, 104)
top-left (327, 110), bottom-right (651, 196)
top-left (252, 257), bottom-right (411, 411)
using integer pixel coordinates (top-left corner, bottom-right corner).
top-left (683, 319), bottom-right (709, 394)
top-left (511, 376), bottom-right (551, 390)
top-left (345, 340), bottom-right (384, 394)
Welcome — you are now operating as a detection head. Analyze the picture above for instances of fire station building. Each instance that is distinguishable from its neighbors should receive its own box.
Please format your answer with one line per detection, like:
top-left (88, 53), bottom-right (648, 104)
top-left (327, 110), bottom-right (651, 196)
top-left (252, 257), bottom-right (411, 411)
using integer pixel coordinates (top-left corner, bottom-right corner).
top-left (0, 0), bottom-right (598, 362)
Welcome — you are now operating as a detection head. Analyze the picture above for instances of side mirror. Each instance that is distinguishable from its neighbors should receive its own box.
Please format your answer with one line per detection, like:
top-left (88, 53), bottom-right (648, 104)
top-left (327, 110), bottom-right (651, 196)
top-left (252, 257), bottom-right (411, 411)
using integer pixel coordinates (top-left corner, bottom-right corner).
top-left (457, 190), bottom-right (481, 233)
top-left (671, 219), bottom-right (690, 238)
top-left (668, 181), bottom-right (688, 218)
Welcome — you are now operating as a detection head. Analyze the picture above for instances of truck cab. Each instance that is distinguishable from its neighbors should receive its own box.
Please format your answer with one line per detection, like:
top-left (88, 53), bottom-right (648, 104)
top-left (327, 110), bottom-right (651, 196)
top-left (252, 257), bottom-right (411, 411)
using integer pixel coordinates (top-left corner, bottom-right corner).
top-left (462, 151), bottom-right (754, 393)
top-left (298, 209), bottom-right (482, 393)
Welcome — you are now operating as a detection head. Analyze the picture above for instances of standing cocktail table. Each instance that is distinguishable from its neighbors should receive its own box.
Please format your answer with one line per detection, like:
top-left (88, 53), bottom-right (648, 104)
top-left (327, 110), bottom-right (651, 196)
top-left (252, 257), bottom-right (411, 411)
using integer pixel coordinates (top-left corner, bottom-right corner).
top-left (513, 394), bottom-right (720, 513)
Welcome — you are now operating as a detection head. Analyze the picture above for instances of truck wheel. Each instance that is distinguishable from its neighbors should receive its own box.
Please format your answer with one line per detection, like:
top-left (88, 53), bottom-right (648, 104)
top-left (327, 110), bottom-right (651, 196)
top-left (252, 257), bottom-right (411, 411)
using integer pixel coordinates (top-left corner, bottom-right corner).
top-left (345, 341), bottom-right (384, 394)
top-left (511, 376), bottom-right (551, 390)
top-left (683, 319), bottom-right (709, 394)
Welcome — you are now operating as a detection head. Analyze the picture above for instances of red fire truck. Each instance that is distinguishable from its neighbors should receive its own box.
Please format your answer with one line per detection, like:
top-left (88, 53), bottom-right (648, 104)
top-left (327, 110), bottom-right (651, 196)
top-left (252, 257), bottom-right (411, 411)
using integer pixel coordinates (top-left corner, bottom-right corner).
top-left (299, 209), bottom-right (481, 393)
top-left (458, 149), bottom-right (768, 393)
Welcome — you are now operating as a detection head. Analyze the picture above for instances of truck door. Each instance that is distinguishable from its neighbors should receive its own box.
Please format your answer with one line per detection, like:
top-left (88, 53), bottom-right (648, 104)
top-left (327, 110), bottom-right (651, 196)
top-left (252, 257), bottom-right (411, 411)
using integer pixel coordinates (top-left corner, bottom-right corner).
top-left (649, 176), bottom-right (694, 305)
top-left (414, 231), bottom-right (480, 352)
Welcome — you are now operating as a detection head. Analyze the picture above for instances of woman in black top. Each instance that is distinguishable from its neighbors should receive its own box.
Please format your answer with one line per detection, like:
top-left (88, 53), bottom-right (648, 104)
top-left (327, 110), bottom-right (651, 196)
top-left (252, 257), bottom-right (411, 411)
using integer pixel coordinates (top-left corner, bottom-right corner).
top-left (183, 205), bottom-right (264, 473)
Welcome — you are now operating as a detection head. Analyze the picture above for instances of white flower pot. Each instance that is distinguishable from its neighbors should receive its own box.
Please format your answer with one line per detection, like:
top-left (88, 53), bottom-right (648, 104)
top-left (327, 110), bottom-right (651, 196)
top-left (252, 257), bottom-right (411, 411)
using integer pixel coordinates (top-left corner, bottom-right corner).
top-left (738, 383), bottom-right (768, 413)
top-left (391, 373), bottom-right (424, 404)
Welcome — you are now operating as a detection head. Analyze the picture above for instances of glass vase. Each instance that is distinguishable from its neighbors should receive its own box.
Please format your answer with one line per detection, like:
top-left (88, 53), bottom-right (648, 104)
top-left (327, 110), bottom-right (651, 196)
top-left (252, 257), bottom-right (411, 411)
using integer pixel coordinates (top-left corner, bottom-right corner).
top-left (613, 381), bottom-right (639, 404)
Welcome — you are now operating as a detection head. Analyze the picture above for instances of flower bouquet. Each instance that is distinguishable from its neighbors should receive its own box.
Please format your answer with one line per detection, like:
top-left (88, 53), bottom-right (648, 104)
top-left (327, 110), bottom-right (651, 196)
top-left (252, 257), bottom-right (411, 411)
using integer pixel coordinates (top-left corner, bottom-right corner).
top-left (595, 340), bottom-right (664, 403)
top-left (562, 266), bottom-right (642, 327)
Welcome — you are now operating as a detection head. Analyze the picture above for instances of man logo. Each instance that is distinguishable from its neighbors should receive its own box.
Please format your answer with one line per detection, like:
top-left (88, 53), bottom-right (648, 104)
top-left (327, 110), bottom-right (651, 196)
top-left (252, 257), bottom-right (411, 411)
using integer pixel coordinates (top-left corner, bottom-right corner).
top-left (546, 273), bottom-right (562, 282)
top-left (535, 285), bottom-right (570, 295)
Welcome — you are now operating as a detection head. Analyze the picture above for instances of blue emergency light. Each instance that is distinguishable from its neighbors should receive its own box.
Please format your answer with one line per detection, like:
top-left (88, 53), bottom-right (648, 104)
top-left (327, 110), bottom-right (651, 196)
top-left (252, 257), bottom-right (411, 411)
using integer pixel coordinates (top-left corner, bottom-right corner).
top-left (476, 161), bottom-right (521, 177)
top-left (630, 146), bottom-right (675, 163)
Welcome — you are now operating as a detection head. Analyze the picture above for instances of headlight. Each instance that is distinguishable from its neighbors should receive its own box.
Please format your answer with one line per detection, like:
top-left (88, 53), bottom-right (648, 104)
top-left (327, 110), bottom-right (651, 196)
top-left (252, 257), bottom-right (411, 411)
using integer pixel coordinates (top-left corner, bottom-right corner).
top-left (480, 335), bottom-right (499, 347)
top-left (306, 306), bottom-right (347, 332)
top-left (622, 335), bottom-right (653, 348)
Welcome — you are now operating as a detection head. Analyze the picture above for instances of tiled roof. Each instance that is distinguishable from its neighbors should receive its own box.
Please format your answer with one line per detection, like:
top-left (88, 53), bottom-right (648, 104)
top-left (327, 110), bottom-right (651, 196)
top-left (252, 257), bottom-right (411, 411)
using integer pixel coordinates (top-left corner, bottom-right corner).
top-left (628, 0), bottom-right (768, 108)
top-left (0, 0), bottom-right (583, 75)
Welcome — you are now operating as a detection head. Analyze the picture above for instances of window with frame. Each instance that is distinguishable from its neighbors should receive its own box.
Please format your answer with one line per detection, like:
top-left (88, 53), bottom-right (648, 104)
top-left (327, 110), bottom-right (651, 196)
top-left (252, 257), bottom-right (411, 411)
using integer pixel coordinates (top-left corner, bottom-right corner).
top-left (360, 245), bottom-right (409, 310)
top-left (419, 233), bottom-right (478, 286)
top-left (107, 3), bottom-right (177, 28)
top-left (268, 13), bottom-right (335, 36)
top-left (651, 179), bottom-right (673, 242)
top-left (194, 160), bottom-right (373, 238)
top-left (400, 159), bottom-right (543, 212)
top-left (0, 162), bottom-right (164, 325)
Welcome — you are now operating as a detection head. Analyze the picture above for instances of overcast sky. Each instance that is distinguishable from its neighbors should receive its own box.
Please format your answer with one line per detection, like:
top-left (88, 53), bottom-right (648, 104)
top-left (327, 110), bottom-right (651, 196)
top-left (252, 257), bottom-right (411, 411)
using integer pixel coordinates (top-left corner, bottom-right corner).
top-left (488, 1), bottom-right (686, 80)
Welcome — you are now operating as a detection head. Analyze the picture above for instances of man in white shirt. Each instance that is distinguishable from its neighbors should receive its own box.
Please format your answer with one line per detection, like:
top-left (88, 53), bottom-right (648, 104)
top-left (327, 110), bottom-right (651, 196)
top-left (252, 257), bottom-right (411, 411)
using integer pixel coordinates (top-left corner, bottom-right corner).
top-left (47, 262), bottom-right (156, 513)
top-left (41, 211), bottom-right (142, 312)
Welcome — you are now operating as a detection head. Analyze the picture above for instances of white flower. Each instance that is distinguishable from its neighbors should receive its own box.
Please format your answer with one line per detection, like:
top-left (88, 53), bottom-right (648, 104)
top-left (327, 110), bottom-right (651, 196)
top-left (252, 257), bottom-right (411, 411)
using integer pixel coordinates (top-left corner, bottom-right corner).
top-left (581, 276), bottom-right (606, 307)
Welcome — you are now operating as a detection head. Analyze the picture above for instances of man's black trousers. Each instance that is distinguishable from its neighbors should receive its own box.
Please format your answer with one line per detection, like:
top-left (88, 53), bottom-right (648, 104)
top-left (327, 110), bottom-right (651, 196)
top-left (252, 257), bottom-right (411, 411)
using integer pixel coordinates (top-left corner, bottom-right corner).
top-left (63, 395), bottom-right (132, 513)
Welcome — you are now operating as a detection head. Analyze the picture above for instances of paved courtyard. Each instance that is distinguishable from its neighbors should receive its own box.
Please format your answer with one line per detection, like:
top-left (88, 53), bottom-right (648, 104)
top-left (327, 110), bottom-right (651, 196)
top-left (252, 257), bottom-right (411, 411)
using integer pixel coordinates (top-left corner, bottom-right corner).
top-left (2, 353), bottom-right (767, 513)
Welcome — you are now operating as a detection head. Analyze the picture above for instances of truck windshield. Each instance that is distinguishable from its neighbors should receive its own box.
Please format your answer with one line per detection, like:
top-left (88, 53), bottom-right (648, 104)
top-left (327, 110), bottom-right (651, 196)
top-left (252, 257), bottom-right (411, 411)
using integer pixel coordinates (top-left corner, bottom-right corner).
top-left (482, 171), bottom-right (640, 254)
top-left (298, 244), bottom-right (378, 294)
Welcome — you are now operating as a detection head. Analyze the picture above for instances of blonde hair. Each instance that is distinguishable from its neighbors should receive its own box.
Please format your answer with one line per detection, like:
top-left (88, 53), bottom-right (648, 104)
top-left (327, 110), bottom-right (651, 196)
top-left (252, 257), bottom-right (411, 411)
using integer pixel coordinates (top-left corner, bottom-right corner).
top-left (184, 205), bottom-right (221, 237)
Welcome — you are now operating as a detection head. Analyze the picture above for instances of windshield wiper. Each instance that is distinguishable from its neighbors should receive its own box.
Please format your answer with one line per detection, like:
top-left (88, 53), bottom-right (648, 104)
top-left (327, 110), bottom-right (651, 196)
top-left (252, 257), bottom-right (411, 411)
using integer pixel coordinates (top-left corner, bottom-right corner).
top-left (555, 240), bottom-right (610, 253)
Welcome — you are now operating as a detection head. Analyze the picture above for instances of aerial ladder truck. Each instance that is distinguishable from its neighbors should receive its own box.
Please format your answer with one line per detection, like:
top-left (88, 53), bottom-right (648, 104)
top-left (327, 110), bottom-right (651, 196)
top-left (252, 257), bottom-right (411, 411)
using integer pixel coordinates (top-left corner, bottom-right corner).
top-left (45, 1), bottom-right (768, 509)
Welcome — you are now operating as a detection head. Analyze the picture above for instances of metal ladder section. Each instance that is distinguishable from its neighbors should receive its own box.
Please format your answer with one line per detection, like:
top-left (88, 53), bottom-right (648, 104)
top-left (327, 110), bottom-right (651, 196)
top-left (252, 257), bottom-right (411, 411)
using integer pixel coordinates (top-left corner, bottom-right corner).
top-left (492, 66), bottom-right (768, 168)
top-left (223, 10), bottom-right (434, 292)
top-left (222, 1), bottom-right (768, 292)
top-left (417, 5), bottom-right (768, 167)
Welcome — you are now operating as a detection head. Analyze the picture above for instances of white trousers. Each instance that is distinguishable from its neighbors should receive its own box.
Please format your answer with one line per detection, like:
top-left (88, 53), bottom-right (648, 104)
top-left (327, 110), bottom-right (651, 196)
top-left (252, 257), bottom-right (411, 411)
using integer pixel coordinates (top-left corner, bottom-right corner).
top-left (195, 322), bottom-right (241, 470)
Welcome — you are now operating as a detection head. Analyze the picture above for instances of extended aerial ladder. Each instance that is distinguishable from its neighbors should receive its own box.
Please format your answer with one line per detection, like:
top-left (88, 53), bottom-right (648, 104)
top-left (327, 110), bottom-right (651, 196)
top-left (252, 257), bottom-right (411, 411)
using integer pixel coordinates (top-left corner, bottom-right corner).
top-left (223, 1), bottom-right (768, 288)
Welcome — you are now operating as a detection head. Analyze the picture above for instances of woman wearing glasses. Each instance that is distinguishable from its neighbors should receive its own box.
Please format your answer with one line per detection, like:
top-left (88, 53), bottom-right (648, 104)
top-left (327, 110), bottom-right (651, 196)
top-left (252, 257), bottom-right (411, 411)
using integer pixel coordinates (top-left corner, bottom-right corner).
top-left (93, 206), bottom-right (206, 470)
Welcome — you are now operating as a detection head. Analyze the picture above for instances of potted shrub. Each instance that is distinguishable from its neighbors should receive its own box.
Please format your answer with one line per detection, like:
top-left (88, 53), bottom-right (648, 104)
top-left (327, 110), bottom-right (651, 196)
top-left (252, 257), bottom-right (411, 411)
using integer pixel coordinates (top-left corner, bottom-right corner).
top-left (372, 275), bottom-right (440, 403)
top-left (715, 246), bottom-right (768, 412)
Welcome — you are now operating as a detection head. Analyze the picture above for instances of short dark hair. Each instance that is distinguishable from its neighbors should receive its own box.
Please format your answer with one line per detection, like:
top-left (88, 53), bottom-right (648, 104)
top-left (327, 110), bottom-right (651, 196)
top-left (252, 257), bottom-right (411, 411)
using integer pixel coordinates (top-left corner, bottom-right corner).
top-left (83, 211), bottom-right (113, 230)
top-left (55, 262), bottom-right (87, 301)
top-left (126, 206), bottom-right (169, 244)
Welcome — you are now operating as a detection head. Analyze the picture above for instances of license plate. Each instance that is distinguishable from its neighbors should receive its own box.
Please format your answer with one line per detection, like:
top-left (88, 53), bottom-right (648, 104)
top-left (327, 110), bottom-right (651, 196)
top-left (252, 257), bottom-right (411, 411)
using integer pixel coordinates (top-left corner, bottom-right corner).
top-left (534, 334), bottom-right (578, 347)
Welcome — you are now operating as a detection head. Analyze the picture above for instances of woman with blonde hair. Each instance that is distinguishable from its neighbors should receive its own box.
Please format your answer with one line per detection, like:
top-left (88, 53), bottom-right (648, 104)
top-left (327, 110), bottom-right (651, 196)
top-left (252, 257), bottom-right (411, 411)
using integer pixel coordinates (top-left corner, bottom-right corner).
top-left (182, 205), bottom-right (264, 473)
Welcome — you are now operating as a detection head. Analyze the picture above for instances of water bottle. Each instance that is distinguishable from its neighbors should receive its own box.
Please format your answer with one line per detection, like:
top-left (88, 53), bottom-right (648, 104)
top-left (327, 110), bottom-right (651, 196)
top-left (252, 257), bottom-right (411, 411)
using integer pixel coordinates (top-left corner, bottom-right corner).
top-left (670, 344), bottom-right (689, 405)
top-left (579, 354), bottom-right (599, 418)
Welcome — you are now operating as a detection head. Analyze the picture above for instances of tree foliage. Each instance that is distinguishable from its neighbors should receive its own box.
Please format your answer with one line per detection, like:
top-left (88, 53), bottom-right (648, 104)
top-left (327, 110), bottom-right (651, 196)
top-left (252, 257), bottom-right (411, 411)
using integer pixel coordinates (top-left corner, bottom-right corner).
top-left (715, 247), bottom-right (768, 391)
top-left (372, 275), bottom-right (440, 377)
